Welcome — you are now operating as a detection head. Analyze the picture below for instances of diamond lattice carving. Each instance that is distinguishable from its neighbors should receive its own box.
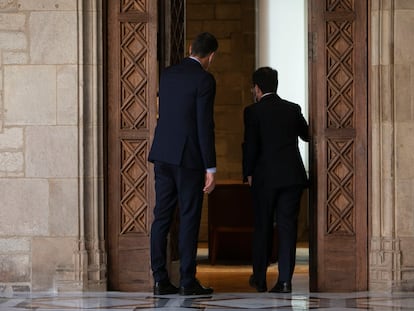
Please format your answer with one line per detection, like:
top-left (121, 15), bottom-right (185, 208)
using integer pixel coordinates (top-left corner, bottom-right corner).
top-left (326, 21), bottom-right (354, 128)
top-left (326, 0), bottom-right (353, 12)
top-left (326, 139), bottom-right (355, 234)
top-left (120, 22), bottom-right (148, 129)
top-left (120, 139), bottom-right (149, 234)
top-left (121, 0), bottom-right (146, 12)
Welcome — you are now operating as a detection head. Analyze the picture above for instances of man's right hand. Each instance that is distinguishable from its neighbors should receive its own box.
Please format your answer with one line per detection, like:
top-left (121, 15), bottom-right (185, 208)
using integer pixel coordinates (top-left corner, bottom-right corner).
top-left (203, 172), bottom-right (216, 194)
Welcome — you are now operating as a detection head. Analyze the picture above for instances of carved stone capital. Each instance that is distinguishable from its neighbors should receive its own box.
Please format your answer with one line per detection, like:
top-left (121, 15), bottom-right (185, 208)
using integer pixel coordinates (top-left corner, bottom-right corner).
top-left (369, 237), bottom-right (401, 291)
top-left (0, 0), bottom-right (17, 11)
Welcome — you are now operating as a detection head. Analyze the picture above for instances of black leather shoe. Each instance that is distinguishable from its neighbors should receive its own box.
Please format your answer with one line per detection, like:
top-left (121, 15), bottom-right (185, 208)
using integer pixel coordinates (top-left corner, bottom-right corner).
top-left (269, 281), bottom-right (292, 293)
top-left (153, 280), bottom-right (179, 295)
top-left (249, 275), bottom-right (267, 292)
top-left (179, 280), bottom-right (213, 295)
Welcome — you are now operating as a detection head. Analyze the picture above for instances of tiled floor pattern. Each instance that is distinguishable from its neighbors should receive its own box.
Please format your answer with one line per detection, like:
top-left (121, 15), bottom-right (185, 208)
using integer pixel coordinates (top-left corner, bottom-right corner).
top-left (2, 290), bottom-right (414, 310)
top-left (2, 248), bottom-right (411, 310)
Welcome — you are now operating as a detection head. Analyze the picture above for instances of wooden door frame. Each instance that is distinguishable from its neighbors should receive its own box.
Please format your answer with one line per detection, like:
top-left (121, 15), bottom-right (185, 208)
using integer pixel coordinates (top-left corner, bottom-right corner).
top-left (104, 0), bottom-right (185, 291)
top-left (102, 0), bottom-right (371, 292)
top-left (308, 0), bottom-right (370, 291)
top-left (105, 0), bottom-right (158, 291)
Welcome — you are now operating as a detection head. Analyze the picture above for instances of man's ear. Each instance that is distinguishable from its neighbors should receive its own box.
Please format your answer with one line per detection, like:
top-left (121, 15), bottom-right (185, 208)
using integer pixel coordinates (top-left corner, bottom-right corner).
top-left (208, 52), bottom-right (215, 64)
top-left (254, 85), bottom-right (263, 100)
top-left (188, 45), bottom-right (192, 55)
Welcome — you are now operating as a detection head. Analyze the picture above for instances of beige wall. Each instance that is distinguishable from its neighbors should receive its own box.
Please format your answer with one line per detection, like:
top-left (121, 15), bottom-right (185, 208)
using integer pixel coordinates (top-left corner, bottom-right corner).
top-left (0, 0), bottom-right (105, 293)
top-left (0, 0), bottom-right (79, 292)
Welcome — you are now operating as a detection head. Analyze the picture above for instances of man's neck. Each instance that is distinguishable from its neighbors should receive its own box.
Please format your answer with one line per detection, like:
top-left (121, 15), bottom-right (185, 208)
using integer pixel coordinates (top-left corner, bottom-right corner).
top-left (259, 92), bottom-right (275, 101)
top-left (189, 56), bottom-right (201, 64)
top-left (189, 55), bottom-right (210, 70)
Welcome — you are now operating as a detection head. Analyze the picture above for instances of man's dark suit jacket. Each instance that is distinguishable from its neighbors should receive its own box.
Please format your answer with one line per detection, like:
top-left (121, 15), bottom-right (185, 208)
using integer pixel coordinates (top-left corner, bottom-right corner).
top-left (242, 94), bottom-right (309, 188)
top-left (148, 57), bottom-right (216, 170)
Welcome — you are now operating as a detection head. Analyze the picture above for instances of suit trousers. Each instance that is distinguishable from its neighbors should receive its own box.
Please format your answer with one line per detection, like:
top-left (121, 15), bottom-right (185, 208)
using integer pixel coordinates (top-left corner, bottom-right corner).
top-left (150, 162), bottom-right (204, 287)
top-left (251, 184), bottom-right (304, 286)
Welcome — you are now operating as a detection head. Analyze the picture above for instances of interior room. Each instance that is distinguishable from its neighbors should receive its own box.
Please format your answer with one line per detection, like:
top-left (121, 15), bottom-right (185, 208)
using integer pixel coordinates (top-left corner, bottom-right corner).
top-left (186, 0), bottom-right (310, 292)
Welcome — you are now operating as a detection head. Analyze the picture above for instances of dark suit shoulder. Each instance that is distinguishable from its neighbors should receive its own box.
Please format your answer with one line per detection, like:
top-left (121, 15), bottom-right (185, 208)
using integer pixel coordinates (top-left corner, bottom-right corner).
top-left (279, 98), bottom-right (302, 111)
top-left (256, 95), bottom-right (302, 113)
top-left (243, 103), bottom-right (256, 113)
top-left (162, 58), bottom-right (199, 74)
top-left (243, 103), bottom-right (258, 122)
top-left (159, 59), bottom-right (215, 97)
top-left (271, 95), bottom-right (300, 107)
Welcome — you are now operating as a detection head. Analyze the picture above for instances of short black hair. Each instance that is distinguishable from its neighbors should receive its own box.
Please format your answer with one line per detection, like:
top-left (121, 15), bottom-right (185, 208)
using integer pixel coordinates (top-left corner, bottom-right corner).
top-left (190, 32), bottom-right (219, 58)
top-left (252, 67), bottom-right (278, 93)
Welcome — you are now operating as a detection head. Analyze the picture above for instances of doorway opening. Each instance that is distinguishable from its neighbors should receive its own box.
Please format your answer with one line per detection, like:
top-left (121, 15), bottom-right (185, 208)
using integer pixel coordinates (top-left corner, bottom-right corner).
top-left (190, 0), bottom-right (310, 292)
top-left (104, 0), bottom-right (368, 292)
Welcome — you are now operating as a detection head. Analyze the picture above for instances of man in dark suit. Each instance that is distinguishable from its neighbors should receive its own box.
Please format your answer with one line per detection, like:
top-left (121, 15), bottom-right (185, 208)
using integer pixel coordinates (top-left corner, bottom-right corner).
top-left (148, 32), bottom-right (218, 296)
top-left (242, 67), bottom-right (309, 293)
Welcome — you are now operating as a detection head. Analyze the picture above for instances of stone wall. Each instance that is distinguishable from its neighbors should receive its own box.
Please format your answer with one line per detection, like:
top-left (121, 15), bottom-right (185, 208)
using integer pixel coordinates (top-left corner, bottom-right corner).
top-left (0, 0), bottom-right (105, 293)
top-left (370, 0), bottom-right (414, 291)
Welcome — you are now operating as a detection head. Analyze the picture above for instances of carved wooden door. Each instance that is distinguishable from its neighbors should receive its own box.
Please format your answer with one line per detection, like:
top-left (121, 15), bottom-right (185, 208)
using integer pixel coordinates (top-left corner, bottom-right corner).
top-left (106, 0), bottom-right (158, 291)
top-left (308, 0), bottom-right (368, 291)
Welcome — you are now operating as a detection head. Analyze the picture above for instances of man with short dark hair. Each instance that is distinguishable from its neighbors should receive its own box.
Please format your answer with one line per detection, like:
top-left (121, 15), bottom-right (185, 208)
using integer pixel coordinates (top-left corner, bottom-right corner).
top-left (148, 32), bottom-right (218, 296)
top-left (243, 67), bottom-right (309, 293)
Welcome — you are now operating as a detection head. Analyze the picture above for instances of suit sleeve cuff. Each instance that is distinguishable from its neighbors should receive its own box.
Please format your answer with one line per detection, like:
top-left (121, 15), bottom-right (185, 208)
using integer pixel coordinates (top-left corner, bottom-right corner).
top-left (206, 167), bottom-right (216, 173)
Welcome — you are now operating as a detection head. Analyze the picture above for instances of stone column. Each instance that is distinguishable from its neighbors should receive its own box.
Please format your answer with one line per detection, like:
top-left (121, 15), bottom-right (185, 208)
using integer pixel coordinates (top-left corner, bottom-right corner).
top-left (55, 0), bottom-right (107, 291)
top-left (370, 0), bottom-right (399, 291)
top-left (370, 0), bottom-right (414, 291)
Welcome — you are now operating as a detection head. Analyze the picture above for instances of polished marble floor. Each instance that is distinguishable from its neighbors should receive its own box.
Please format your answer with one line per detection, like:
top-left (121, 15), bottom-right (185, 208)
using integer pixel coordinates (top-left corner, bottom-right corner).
top-left (1, 247), bottom-right (412, 310)
top-left (2, 283), bottom-right (414, 310)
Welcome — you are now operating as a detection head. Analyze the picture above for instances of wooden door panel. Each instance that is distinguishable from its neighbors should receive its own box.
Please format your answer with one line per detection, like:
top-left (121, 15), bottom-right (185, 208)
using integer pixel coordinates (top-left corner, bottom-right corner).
top-left (107, 0), bottom-right (157, 291)
top-left (309, 0), bottom-right (368, 291)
